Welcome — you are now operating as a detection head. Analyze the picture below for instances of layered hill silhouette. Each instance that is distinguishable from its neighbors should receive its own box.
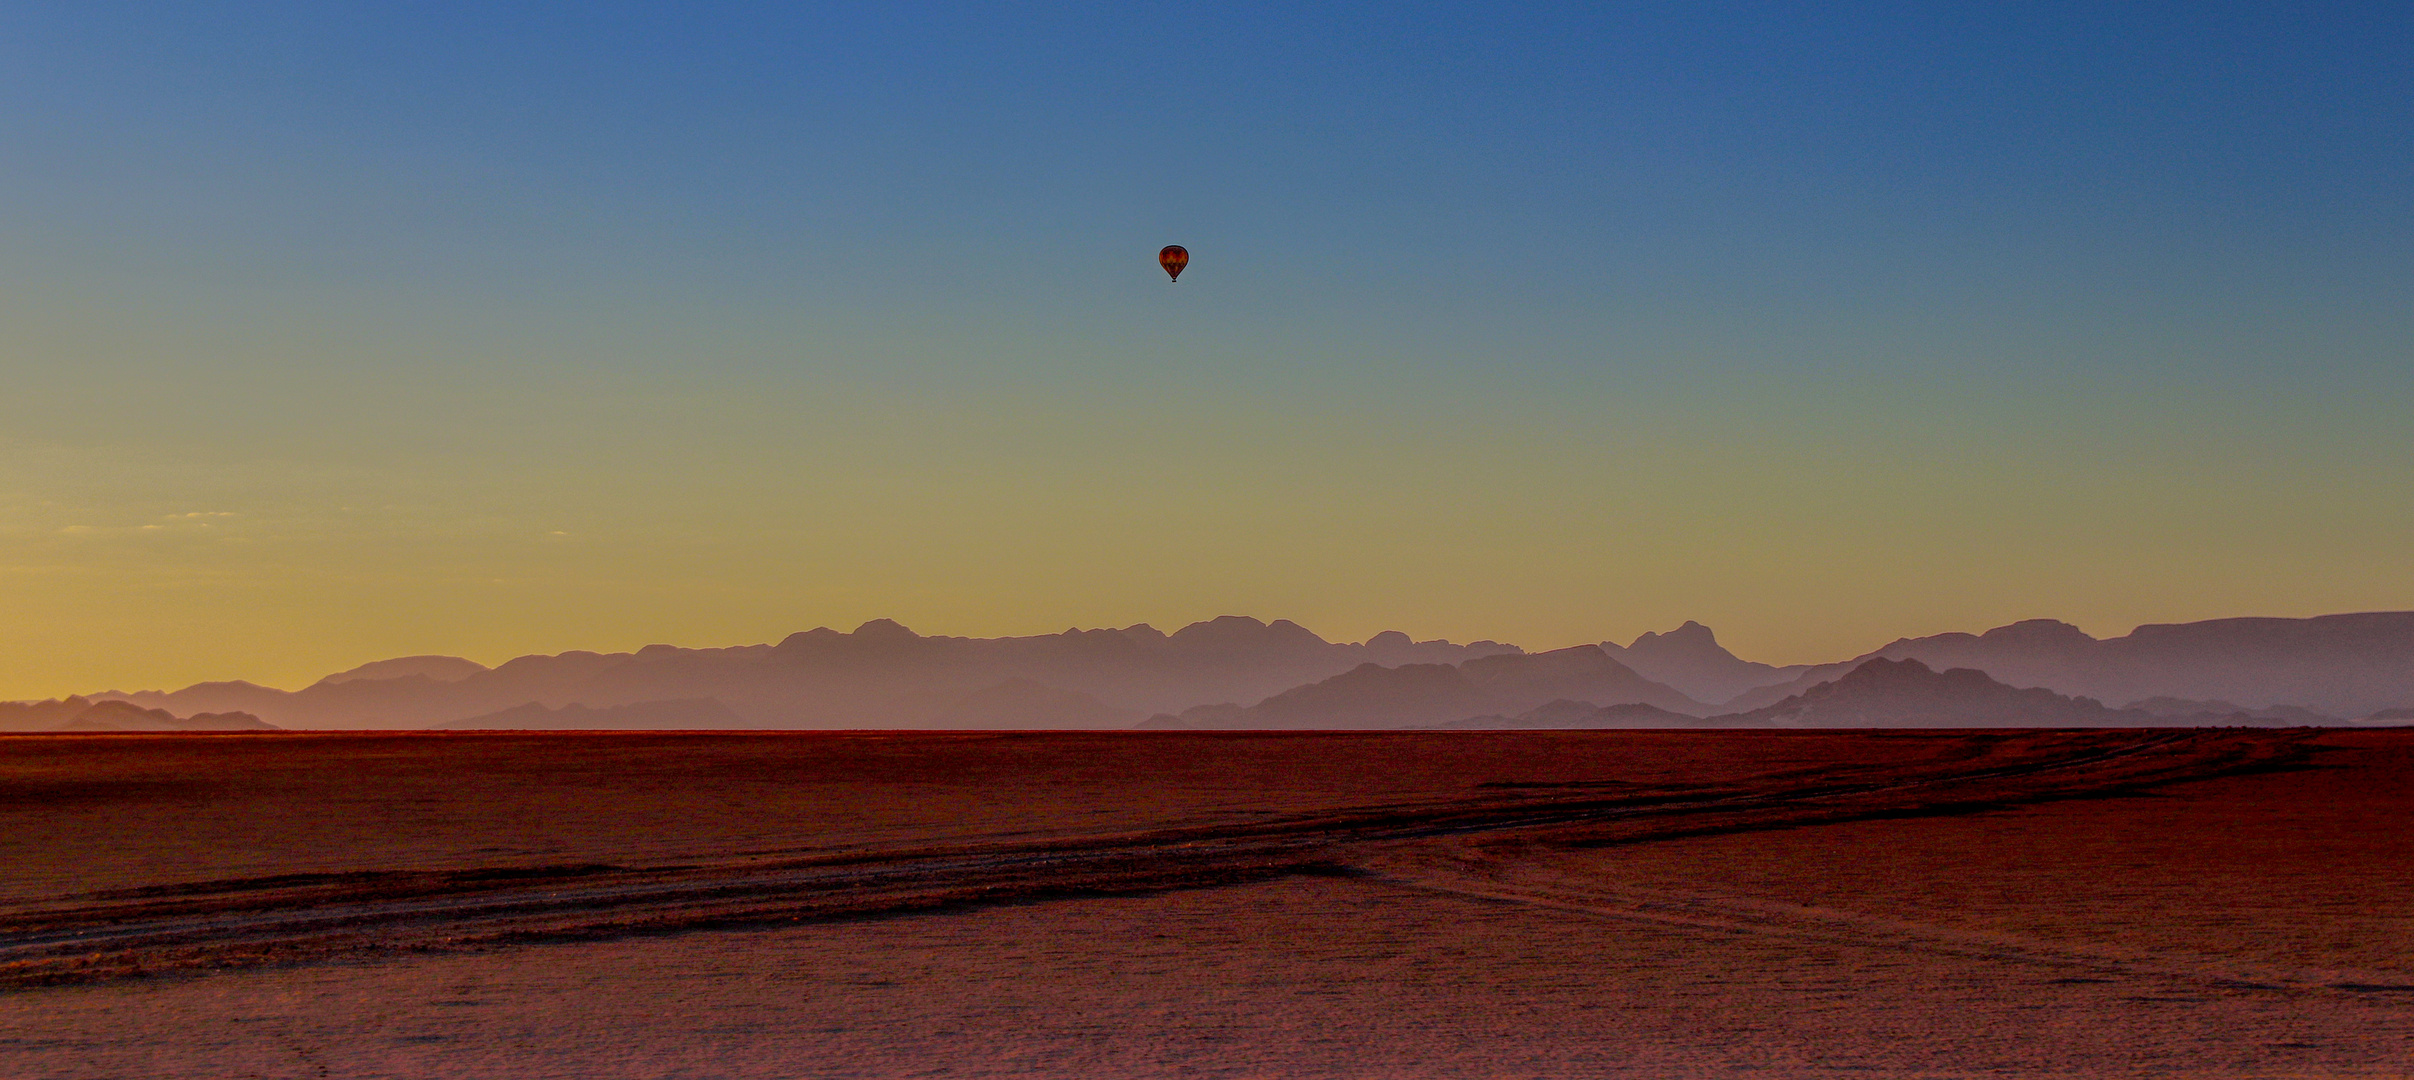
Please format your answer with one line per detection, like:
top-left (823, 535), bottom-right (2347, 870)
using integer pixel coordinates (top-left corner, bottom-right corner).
top-left (318, 655), bottom-right (489, 686)
top-left (0, 697), bottom-right (275, 733)
top-left (44, 610), bottom-right (2414, 730)
top-left (89, 617), bottom-right (1519, 730)
top-left (1151, 646), bottom-right (1707, 729)
top-left (1416, 659), bottom-right (2253, 730)
top-left (1443, 700), bottom-right (1712, 729)
top-left (1722, 612), bottom-right (2414, 717)
top-left (1598, 621), bottom-right (1808, 705)
top-left (430, 699), bottom-right (749, 730)
top-left (1446, 658), bottom-right (2315, 730)
top-left (1719, 658), bottom-right (2161, 728)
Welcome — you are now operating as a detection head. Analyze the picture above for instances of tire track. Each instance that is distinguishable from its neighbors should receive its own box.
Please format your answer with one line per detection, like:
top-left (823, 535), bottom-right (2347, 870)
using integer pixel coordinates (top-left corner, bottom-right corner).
top-left (0, 729), bottom-right (2311, 990)
top-left (1370, 853), bottom-right (2414, 998)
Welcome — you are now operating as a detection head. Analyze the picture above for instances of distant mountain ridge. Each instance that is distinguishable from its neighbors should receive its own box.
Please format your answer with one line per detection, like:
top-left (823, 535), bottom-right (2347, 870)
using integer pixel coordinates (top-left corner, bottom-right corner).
top-left (1600, 621), bottom-right (1808, 704)
top-left (316, 655), bottom-right (489, 687)
top-left (1156, 646), bottom-right (1706, 729)
top-left (1721, 658), bottom-right (2155, 728)
top-left (49, 610), bottom-right (2414, 730)
top-left (1723, 612), bottom-right (2414, 718)
top-left (87, 617), bottom-right (1521, 730)
top-left (431, 699), bottom-right (748, 730)
top-left (1446, 658), bottom-right (2326, 731)
top-left (1444, 700), bottom-right (1716, 729)
top-left (0, 697), bottom-right (276, 733)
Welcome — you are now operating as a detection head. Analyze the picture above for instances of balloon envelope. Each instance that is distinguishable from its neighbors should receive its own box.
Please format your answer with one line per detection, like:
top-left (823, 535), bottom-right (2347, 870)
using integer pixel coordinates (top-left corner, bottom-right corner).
top-left (1159, 245), bottom-right (1188, 282)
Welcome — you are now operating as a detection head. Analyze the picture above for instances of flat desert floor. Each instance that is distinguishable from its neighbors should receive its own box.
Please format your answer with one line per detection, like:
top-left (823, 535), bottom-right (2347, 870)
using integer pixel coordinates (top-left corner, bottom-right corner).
top-left (1, 728), bottom-right (2408, 1078)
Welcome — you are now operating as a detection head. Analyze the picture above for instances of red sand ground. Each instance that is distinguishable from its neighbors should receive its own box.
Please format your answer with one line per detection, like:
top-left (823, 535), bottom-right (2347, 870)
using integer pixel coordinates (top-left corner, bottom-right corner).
top-left (0, 728), bottom-right (2407, 1078)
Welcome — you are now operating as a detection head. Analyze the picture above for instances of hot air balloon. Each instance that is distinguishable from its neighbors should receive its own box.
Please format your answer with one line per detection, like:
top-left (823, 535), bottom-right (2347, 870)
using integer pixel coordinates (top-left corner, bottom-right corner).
top-left (1159, 245), bottom-right (1188, 282)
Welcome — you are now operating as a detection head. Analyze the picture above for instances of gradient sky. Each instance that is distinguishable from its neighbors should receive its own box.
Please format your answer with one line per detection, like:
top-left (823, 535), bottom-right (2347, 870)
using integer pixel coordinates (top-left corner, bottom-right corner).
top-left (3, 2), bottom-right (2409, 697)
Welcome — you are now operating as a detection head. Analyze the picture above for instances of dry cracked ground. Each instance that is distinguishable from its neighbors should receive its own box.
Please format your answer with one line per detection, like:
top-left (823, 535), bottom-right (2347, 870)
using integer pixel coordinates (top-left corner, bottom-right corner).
top-left (1, 727), bottom-right (2408, 1078)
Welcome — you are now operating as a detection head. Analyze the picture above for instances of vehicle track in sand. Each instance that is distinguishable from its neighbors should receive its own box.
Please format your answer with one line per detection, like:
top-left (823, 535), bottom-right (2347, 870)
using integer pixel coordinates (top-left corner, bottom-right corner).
top-left (1367, 849), bottom-right (2414, 1000)
top-left (0, 729), bottom-right (2312, 990)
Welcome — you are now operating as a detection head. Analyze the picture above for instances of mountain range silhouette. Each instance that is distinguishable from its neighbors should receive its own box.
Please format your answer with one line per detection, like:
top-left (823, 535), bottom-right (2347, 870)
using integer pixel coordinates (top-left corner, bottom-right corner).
top-left (0, 697), bottom-right (274, 733)
top-left (1152, 646), bottom-right (1706, 728)
top-left (1720, 612), bottom-right (2414, 718)
top-left (1599, 621), bottom-right (1811, 705)
top-left (41, 611), bottom-right (2414, 730)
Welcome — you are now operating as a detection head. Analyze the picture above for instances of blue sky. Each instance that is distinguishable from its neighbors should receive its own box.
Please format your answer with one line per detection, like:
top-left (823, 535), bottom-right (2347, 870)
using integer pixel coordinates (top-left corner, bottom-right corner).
top-left (2, 2), bottom-right (2409, 693)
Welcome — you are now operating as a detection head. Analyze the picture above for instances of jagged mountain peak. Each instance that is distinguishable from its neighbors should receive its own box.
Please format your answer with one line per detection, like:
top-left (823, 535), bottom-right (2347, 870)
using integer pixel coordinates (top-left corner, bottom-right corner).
top-left (1606, 622), bottom-right (1804, 706)
top-left (1631, 620), bottom-right (1718, 648)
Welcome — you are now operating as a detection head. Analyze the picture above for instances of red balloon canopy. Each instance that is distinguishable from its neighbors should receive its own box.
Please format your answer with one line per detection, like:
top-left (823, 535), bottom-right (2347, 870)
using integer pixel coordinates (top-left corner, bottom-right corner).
top-left (1159, 245), bottom-right (1188, 282)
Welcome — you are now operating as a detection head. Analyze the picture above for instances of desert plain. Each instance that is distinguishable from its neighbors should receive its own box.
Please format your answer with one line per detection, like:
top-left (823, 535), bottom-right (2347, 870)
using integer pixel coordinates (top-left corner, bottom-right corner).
top-left (1, 726), bottom-right (2408, 1078)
